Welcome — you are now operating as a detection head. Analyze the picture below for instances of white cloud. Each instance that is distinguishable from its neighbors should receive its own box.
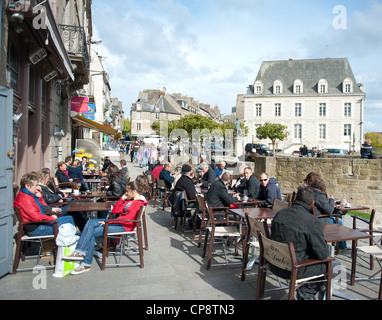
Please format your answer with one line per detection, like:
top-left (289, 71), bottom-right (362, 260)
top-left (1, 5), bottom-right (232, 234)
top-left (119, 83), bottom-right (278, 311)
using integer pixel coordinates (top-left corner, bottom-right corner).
top-left (92, 0), bottom-right (382, 132)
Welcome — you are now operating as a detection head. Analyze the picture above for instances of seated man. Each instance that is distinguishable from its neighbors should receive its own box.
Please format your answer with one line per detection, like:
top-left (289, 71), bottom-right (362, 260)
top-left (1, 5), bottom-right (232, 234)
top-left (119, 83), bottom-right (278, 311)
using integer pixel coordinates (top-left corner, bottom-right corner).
top-left (270, 186), bottom-right (340, 300)
top-left (213, 160), bottom-right (226, 178)
top-left (258, 172), bottom-right (282, 207)
top-left (14, 172), bottom-right (75, 237)
top-left (159, 162), bottom-right (179, 189)
top-left (151, 162), bottom-right (164, 182)
top-left (235, 167), bottom-right (260, 199)
top-left (206, 172), bottom-right (239, 209)
top-left (173, 164), bottom-right (197, 205)
top-left (196, 162), bottom-right (216, 189)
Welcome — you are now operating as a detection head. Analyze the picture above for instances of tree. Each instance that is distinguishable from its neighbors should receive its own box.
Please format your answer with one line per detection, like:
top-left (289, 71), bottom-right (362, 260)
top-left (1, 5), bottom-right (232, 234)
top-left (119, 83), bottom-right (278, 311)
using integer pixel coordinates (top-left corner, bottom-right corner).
top-left (256, 122), bottom-right (289, 156)
top-left (365, 132), bottom-right (382, 150)
top-left (123, 119), bottom-right (131, 135)
top-left (151, 115), bottom-right (248, 140)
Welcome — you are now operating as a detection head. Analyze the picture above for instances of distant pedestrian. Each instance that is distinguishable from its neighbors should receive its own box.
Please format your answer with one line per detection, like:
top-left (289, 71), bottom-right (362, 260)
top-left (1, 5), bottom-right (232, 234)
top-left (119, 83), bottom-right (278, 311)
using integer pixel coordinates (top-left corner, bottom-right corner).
top-left (361, 139), bottom-right (374, 159)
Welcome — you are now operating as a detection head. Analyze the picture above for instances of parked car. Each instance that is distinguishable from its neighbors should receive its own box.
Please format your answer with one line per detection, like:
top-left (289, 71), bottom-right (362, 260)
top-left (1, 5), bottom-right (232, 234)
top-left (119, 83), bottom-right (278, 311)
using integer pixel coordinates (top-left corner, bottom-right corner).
top-left (322, 148), bottom-right (349, 156)
top-left (245, 143), bottom-right (269, 156)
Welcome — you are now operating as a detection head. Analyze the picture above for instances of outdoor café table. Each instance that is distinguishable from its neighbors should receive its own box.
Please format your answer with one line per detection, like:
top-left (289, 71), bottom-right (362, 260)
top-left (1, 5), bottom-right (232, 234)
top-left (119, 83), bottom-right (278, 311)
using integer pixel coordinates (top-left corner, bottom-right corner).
top-left (233, 198), bottom-right (264, 208)
top-left (335, 204), bottom-right (370, 214)
top-left (229, 207), bottom-right (276, 220)
top-left (66, 201), bottom-right (112, 214)
top-left (71, 191), bottom-right (107, 201)
top-left (322, 224), bottom-right (372, 286)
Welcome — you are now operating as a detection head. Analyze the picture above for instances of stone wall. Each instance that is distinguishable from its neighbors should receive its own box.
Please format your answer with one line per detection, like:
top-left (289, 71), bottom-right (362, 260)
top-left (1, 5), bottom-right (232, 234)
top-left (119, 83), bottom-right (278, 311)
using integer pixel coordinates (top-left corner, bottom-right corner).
top-left (252, 156), bottom-right (382, 211)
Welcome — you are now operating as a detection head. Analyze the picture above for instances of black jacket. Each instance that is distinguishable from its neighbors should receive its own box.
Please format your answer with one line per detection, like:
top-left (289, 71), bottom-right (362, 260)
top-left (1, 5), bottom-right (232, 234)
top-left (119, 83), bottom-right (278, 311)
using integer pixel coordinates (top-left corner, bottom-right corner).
top-left (106, 176), bottom-right (128, 197)
top-left (39, 184), bottom-right (62, 204)
top-left (235, 175), bottom-right (260, 198)
top-left (307, 186), bottom-right (335, 225)
top-left (55, 169), bottom-right (71, 183)
top-left (206, 179), bottom-right (238, 208)
top-left (270, 201), bottom-right (329, 279)
top-left (200, 167), bottom-right (216, 189)
top-left (174, 175), bottom-right (196, 201)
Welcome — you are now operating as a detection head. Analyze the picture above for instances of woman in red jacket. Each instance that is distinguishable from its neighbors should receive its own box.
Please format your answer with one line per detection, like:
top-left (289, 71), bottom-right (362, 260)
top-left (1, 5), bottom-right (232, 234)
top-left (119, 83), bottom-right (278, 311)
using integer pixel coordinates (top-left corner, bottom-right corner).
top-left (63, 175), bottom-right (149, 275)
top-left (14, 172), bottom-right (75, 236)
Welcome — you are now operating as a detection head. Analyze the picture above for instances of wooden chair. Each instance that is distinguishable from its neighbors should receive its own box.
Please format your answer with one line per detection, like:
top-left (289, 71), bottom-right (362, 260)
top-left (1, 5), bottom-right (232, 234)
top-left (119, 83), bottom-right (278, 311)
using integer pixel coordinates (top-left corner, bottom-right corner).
top-left (241, 217), bottom-right (270, 281)
top-left (13, 207), bottom-right (58, 274)
top-left (255, 232), bottom-right (335, 300)
top-left (51, 176), bottom-right (75, 193)
top-left (173, 192), bottom-right (197, 235)
top-left (202, 202), bottom-right (246, 270)
top-left (155, 177), bottom-right (170, 210)
top-left (101, 205), bottom-right (146, 270)
top-left (271, 198), bottom-right (291, 213)
top-left (193, 195), bottom-right (208, 246)
top-left (353, 209), bottom-right (382, 270)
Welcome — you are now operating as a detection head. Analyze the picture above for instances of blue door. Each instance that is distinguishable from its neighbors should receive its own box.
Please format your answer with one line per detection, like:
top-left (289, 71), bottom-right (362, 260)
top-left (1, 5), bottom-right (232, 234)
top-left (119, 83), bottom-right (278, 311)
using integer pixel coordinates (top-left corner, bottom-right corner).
top-left (0, 87), bottom-right (14, 277)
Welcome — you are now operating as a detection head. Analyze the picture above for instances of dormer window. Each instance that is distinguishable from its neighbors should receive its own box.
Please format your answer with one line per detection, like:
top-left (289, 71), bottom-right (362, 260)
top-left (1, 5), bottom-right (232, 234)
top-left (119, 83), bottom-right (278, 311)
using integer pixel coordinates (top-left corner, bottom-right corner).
top-left (318, 78), bottom-right (328, 94)
top-left (293, 79), bottom-right (303, 94)
top-left (343, 78), bottom-right (353, 93)
top-left (254, 80), bottom-right (263, 94)
top-left (273, 80), bottom-right (283, 94)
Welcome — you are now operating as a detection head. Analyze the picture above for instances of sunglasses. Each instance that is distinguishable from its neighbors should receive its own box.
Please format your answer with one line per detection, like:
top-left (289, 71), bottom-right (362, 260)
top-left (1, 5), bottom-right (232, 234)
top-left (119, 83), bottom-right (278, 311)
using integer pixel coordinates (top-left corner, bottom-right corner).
top-left (260, 179), bottom-right (268, 182)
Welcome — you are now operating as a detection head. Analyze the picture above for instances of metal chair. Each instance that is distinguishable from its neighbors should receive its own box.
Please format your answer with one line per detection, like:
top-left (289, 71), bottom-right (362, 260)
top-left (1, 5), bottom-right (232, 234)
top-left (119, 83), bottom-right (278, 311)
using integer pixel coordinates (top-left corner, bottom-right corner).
top-left (202, 202), bottom-right (246, 270)
top-left (155, 177), bottom-right (170, 210)
top-left (271, 198), bottom-right (291, 213)
top-left (353, 209), bottom-right (382, 270)
top-left (13, 207), bottom-right (58, 274)
top-left (101, 206), bottom-right (146, 270)
top-left (256, 232), bottom-right (335, 300)
top-left (241, 217), bottom-right (270, 281)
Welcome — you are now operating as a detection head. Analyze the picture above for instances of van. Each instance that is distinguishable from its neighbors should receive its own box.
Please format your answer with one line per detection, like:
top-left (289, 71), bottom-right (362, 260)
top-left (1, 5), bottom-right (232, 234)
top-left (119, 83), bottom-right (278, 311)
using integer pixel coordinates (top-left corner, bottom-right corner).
top-left (245, 143), bottom-right (269, 156)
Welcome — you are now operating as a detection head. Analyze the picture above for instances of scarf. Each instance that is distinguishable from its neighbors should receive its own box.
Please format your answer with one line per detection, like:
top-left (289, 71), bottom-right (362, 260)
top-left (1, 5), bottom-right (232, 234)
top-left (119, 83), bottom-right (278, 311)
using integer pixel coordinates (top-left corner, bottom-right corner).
top-left (20, 188), bottom-right (45, 215)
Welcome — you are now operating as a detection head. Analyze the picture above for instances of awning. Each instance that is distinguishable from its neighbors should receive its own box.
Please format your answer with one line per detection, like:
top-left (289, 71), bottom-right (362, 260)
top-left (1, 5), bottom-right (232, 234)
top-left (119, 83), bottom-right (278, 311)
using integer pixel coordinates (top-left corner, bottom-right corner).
top-left (72, 115), bottom-right (122, 140)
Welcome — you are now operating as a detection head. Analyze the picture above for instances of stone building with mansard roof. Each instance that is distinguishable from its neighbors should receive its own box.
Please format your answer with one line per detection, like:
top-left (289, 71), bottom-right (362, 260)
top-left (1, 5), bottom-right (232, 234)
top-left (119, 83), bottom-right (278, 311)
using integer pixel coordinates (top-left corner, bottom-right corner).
top-left (237, 58), bottom-right (366, 153)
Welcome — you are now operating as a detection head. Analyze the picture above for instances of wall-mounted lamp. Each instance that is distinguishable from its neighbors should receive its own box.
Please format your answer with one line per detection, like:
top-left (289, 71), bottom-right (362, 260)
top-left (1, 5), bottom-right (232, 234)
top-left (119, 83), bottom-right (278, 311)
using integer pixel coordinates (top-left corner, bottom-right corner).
top-left (29, 48), bottom-right (47, 64)
top-left (44, 70), bottom-right (58, 82)
top-left (54, 127), bottom-right (65, 137)
top-left (13, 113), bottom-right (23, 125)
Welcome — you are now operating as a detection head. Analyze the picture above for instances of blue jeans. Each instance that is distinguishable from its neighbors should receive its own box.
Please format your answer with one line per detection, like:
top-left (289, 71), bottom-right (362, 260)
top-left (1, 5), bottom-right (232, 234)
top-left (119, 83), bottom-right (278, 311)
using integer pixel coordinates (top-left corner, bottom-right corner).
top-left (29, 215), bottom-right (75, 237)
top-left (330, 216), bottom-right (347, 249)
top-left (74, 219), bottom-right (125, 266)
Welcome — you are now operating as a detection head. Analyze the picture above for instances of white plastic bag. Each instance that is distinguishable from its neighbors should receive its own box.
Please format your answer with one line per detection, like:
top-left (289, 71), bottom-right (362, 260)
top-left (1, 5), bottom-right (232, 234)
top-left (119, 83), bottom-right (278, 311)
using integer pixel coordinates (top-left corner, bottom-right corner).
top-left (53, 223), bottom-right (79, 278)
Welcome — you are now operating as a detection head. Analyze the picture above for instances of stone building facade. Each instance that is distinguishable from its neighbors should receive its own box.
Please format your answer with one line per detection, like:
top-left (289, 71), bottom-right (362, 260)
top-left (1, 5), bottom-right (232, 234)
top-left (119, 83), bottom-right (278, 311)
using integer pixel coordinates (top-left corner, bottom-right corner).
top-left (237, 58), bottom-right (366, 154)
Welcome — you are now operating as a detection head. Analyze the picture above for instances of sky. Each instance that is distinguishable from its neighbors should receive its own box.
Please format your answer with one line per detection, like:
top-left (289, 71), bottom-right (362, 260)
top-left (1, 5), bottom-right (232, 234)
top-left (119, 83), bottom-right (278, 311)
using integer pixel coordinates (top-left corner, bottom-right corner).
top-left (91, 0), bottom-right (382, 133)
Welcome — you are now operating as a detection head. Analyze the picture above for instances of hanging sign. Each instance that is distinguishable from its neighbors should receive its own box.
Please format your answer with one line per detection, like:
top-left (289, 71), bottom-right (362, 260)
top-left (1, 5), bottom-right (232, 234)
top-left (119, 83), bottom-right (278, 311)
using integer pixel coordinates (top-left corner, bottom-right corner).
top-left (83, 103), bottom-right (95, 120)
top-left (71, 97), bottom-right (89, 113)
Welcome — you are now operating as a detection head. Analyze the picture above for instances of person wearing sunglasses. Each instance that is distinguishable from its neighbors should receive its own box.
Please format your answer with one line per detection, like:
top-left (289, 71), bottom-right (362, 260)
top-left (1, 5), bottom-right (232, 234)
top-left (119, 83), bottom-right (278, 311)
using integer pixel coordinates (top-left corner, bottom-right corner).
top-left (258, 172), bottom-right (282, 207)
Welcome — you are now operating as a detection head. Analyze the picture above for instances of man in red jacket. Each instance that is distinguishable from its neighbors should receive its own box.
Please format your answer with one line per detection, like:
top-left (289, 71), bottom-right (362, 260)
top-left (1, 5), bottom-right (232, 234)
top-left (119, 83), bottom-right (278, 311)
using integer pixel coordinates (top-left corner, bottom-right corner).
top-left (14, 172), bottom-right (74, 237)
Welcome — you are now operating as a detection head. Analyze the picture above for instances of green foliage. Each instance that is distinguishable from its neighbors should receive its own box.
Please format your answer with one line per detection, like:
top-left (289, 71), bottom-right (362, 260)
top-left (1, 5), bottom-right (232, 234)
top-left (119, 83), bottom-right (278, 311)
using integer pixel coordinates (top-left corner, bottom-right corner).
top-left (123, 119), bottom-right (130, 134)
top-left (256, 122), bottom-right (289, 155)
top-left (151, 114), bottom-right (248, 139)
top-left (365, 132), bottom-right (382, 150)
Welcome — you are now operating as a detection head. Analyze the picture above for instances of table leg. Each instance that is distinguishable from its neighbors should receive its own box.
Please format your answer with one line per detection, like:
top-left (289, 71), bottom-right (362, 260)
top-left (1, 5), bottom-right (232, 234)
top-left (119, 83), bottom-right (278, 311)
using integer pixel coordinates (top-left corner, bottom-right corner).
top-left (350, 239), bottom-right (357, 286)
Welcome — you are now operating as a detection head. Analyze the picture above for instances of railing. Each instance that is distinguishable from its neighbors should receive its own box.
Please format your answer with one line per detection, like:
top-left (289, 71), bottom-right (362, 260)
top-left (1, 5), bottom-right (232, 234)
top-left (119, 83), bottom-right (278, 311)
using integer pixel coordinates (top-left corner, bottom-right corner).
top-left (58, 24), bottom-right (89, 71)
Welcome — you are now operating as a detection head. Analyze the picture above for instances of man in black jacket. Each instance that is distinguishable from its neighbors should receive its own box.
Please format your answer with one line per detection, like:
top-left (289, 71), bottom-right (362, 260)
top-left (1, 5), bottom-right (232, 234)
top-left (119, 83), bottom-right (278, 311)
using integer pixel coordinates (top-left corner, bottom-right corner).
top-left (196, 162), bottom-right (216, 189)
top-left (206, 172), bottom-right (239, 208)
top-left (271, 186), bottom-right (340, 300)
top-left (235, 167), bottom-right (260, 198)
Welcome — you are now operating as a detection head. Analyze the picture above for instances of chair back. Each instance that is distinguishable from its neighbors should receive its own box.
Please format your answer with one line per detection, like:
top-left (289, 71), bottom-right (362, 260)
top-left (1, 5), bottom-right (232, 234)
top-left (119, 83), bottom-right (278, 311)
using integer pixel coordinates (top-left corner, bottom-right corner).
top-left (197, 195), bottom-right (205, 212)
top-left (14, 206), bottom-right (23, 225)
top-left (258, 232), bottom-right (294, 272)
top-left (246, 215), bottom-right (269, 239)
top-left (156, 177), bottom-right (166, 190)
top-left (272, 198), bottom-right (290, 213)
top-left (372, 209), bottom-right (382, 229)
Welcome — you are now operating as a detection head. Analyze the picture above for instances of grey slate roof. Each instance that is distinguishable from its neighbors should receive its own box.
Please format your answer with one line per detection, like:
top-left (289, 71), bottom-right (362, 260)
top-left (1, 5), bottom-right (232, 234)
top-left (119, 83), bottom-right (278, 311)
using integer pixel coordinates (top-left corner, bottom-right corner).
top-left (249, 58), bottom-right (363, 95)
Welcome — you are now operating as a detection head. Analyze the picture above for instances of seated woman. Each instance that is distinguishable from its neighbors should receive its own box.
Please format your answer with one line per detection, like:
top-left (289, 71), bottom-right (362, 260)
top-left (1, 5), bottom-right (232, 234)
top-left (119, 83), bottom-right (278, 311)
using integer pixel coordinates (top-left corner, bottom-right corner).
top-left (13, 172), bottom-right (75, 237)
top-left (62, 175), bottom-right (149, 275)
top-left (106, 164), bottom-right (128, 197)
top-left (55, 161), bottom-right (73, 183)
top-left (68, 159), bottom-right (90, 191)
top-left (37, 170), bottom-right (88, 231)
